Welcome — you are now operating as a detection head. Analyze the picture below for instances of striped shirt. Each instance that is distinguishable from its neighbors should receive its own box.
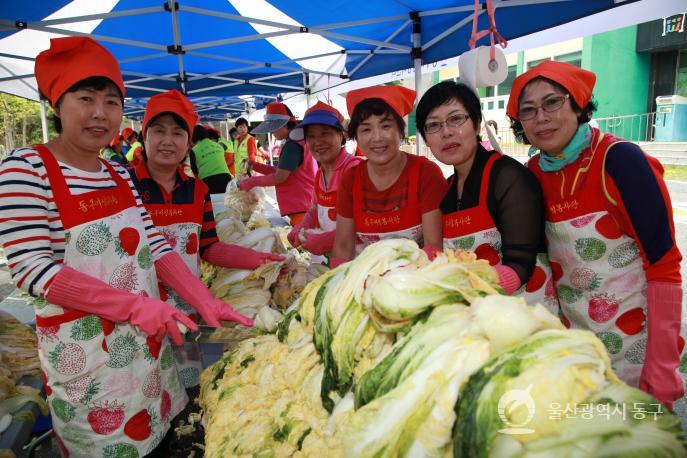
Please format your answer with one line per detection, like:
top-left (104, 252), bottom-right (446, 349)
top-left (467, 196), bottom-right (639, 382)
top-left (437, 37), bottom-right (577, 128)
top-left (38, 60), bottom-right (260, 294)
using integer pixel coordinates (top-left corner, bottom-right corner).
top-left (0, 147), bottom-right (172, 298)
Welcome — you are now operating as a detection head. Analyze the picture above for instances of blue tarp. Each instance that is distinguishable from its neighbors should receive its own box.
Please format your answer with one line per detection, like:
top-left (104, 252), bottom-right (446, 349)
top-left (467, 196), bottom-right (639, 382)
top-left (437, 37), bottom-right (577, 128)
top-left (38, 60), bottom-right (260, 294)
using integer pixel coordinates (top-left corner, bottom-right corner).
top-left (0, 1), bottom-right (643, 106)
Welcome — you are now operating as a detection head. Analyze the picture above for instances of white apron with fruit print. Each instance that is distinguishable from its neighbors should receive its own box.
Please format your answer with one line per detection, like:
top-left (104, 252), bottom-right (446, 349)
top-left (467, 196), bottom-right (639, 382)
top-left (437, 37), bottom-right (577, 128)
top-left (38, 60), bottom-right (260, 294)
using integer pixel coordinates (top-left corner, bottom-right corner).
top-left (144, 178), bottom-right (205, 388)
top-left (33, 146), bottom-right (187, 458)
top-left (528, 131), bottom-right (648, 387)
top-left (443, 153), bottom-right (558, 315)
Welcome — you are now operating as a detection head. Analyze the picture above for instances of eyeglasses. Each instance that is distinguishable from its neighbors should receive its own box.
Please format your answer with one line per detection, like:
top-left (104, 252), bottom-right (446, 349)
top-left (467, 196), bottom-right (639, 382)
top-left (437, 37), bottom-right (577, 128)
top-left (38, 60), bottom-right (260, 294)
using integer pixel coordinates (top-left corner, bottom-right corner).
top-left (424, 113), bottom-right (470, 134)
top-left (517, 94), bottom-right (569, 120)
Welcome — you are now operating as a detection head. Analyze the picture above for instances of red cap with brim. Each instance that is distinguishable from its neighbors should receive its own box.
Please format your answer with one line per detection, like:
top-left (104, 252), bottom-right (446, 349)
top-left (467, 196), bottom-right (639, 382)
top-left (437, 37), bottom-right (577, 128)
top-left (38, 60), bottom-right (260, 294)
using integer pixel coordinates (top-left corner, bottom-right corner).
top-left (35, 37), bottom-right (125, 107)
top-left (346, 85), bottom-right (416, 118)
top-left (251, 102), bottom-right (296, 134)
top-left (142, 89), bottom-right (199, 136)
top-left (506, 61), bottom-right (596, 120)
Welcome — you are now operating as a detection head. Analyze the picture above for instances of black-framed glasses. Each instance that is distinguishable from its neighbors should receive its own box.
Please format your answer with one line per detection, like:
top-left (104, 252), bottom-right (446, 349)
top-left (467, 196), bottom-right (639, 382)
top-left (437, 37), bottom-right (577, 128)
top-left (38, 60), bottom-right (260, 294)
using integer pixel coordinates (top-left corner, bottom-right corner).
top-left (517, 94), bottom-right (569, 120)
top-left (424, 113), bottom-right (471, 134)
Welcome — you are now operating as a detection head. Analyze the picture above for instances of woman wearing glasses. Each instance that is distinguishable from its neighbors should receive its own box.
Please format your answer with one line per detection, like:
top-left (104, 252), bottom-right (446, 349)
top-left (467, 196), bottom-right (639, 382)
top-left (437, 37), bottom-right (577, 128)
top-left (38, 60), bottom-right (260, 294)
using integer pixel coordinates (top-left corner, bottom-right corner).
top-left (415, 81), bottom-right (556, 311)
top-left (507, 61), bottom-right (683, 408)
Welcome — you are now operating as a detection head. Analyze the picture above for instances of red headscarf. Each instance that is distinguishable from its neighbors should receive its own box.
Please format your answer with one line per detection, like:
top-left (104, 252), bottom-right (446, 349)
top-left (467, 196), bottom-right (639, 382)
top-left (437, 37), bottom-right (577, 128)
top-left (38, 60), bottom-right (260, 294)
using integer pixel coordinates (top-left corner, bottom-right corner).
top-left (506, 61), bottom-right (596, 120)
top-left (346, 85), bottom-right (416, 118)
top-left (142, 90), bottom-right (199, 136)
top-left (34, 37), bottom-right (125, 107)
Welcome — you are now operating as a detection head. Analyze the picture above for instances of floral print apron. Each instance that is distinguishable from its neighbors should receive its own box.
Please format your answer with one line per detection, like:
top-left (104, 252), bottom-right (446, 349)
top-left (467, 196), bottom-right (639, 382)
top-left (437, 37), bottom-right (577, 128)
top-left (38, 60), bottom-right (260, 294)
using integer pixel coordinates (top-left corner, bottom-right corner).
top-left (145, 179), bottom-right (205, 388)
top-left (443, 153), bottom-right (558, 314)
top-left (34, 146), bottom-right (186, 457)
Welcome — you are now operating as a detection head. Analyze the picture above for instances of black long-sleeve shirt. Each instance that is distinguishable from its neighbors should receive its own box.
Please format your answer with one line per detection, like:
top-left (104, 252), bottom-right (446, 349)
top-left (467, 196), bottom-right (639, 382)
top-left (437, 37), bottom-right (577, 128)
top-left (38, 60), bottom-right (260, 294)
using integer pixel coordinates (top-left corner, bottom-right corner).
top-left (440, 146), bottom-right (545, 283)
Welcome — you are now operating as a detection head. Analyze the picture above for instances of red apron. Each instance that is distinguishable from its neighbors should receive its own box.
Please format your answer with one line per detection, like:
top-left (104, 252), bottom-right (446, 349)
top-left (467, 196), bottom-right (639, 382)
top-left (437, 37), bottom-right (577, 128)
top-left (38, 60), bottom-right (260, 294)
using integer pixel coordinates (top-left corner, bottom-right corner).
top-left (443, 153), bottom-right (557, 314)
top-left (529, 129), bottom-right (648, 387)
top-left (353, 156), bottom-right (424, 248)
top-left (144, 178), bottom-right (206, 388)
top-left (34, 146), bottom-right (186, 457)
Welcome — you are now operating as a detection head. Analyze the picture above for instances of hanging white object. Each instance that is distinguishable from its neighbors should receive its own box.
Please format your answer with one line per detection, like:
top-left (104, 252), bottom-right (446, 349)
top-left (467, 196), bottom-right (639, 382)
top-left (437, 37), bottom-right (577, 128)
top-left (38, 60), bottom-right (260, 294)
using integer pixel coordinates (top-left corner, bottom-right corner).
top-left (458, 46), bottom-right (508, 91)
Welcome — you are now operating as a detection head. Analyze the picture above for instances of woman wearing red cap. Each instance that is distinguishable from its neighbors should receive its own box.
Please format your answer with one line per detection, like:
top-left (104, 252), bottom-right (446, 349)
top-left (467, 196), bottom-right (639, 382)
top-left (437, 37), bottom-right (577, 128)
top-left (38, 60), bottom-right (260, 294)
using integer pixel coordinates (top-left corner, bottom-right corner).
top-left (129, 90), bottom-right (282, 387)
top-left (507, 61), bottom-right (684, 407)
top-left (415, 81), bottom-right (556, 312)
top-left (238, 102), bottom-right (317, 226)
top-left (331, 86), bottom-right (448, 264)
top-left (286, 102), bottom-right (362, 257)
top-left (0, 37), bottom-right (246, 456)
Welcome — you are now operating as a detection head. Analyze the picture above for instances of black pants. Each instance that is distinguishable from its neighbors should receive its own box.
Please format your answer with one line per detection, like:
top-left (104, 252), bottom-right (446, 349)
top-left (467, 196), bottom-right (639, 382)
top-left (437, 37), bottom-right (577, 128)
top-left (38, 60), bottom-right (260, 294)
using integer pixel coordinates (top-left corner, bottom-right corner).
top-left (202, 173), bottom-right (231, 194)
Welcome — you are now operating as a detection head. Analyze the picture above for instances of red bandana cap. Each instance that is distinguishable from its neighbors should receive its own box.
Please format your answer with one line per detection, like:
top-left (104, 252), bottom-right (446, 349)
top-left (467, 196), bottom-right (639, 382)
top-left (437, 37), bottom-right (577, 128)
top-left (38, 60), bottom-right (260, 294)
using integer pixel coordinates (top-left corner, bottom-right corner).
top-left (35, 36), bottom-right (125, 107)
top-left (121, 127), bottom-right (136, 141)
top-left (142, 89), bottom-right (199, 136)
top-left (506, 61), bottom-right (596, 120)
top-left (346, 85), bottom-right (416, 118)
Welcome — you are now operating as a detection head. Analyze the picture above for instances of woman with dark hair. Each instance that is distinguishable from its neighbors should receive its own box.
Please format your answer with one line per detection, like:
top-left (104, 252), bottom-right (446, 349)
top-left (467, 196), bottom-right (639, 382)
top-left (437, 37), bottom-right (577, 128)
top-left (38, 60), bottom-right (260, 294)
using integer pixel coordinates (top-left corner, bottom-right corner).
top-left (238, 102), bottom-right (317, 226)
top-left (190, 123), bottom-right (232, 193)
top-left (129, 90), bottom-right (280, 388)
top-left (416, 81), bottom-right (556, 310)
top-left (233, 117), bottom-right (257, 176)
top-left (507, 61), bottom-right (683, 407)
top-left (330, 85), bottom-right (447, 266)
top-left (286, 102), bottom-right (362, 257)
top-left (0, 37), bottom-right (236, 456)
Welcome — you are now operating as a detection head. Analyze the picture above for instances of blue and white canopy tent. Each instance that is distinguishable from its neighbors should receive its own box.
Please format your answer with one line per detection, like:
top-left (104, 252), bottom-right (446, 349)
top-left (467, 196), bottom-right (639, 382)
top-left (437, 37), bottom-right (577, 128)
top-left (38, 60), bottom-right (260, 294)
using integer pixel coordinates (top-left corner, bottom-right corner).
top-left (0, 0), bottom-right (684, 132)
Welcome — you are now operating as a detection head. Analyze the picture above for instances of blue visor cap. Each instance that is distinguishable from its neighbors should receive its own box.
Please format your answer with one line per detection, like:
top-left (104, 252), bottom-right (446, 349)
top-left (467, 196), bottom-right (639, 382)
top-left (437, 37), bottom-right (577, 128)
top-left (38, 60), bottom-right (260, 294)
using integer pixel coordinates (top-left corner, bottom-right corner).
top-left (290, 109), bottom-right (344, 141)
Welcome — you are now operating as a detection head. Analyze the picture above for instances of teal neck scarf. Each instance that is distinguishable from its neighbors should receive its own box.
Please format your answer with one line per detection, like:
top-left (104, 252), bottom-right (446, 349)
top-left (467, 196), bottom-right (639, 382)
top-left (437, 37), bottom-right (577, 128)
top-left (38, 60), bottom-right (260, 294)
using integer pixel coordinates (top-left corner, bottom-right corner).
top-left (529, 123), bottom-right (592, 172)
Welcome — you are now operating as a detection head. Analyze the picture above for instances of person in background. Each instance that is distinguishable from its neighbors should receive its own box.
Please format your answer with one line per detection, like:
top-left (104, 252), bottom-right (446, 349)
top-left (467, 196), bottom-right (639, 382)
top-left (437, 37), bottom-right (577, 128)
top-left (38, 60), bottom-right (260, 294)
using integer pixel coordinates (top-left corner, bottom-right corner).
top-left (101, 133), bottom-right (127, 164)
top-left (0, 36), bottom-right (248, 457)
top-left (123, 127), bottom-right (144, 166)
top-left (234, 117), bottom-right (257, 177)
top-left (239, 102), bottom-right (317, 226)
top-left (287, 102), bottom-right (362, 257)
top-left (416, 80), bottom-right (556, 311)
top-left (507, 60), bottom-right (683, 407)
top-left (190, 124), bottom-right (232, 193)
top-left (331, 85), bottom-right (447, 266)
top-left (129, 90), bottom-right (280, 387)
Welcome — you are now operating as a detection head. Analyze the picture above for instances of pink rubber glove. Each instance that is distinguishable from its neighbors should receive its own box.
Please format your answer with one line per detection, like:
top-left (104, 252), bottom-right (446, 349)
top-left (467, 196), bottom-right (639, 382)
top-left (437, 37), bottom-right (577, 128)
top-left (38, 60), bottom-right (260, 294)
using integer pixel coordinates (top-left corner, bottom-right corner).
top-left (46, 266), bottom-right (197, 346)
top-left (239, 174), bottom-right (276, 191)
top-left (640, 281), bottom-right (684, 408)
top-left (250, 160), bottom-right (277, 175)
top-left (422, 245), bottom-right (442, 260)
top-left (493, 264), bottom-right (522, 295)
top-left (203, 242), bottom-right (284, 270)
top-left (155, 252), bottom-right (253, 328)
top-left (287, 210), bottom-right (317, 248)
top-left (302, 230), bottom-right (336, 256)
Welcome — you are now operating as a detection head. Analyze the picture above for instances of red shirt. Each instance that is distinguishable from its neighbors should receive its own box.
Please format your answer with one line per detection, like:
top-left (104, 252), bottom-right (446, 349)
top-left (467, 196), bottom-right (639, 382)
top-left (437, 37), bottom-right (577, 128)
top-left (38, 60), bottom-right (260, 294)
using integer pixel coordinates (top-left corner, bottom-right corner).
top-left (337, 153), bottom-right (447, 217)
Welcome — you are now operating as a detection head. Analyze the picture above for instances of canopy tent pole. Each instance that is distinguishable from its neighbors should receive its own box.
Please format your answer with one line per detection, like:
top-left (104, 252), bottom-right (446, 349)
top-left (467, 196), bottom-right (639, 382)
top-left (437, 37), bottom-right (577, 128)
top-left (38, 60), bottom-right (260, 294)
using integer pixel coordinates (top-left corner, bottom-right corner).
top-left (411, 12), bottom-right (422, 156)
top-left (304, 73), bottom-right (311, 109)
top-left (39, 99), bottom-right (48, 143)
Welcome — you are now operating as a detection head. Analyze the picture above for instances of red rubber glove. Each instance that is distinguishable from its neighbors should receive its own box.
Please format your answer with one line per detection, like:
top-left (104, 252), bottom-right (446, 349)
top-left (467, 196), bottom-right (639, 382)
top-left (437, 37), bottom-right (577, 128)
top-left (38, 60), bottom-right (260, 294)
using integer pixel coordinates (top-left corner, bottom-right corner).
top-left (155, 252), bottom-right (253, 328)
top-left (46, 266), bottom-right (197, 346)
top-left (640, 281), bottom-right (684, 408)
top-left (203, 242), bottom-right (284, 270)
top-left (250, 160), bottom-right (277, 175)
top-left (493, 264), bottom-right (522, 295)
top-left (301, 230), bottom-right (336, 256)
top-left (287, 210), bottom-right (317, 248)
top-left (239, 174), bottom-right (276, 191)
top-left (422, 245), bottom-right (442, 260)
